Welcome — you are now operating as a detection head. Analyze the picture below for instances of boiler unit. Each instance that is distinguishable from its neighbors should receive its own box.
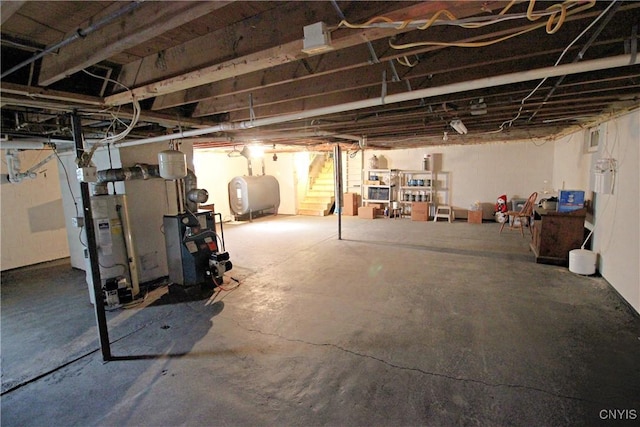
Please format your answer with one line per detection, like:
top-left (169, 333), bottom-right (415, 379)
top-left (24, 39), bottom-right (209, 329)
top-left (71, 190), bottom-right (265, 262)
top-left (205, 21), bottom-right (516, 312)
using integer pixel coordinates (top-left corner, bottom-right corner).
top-left (84, 194), bottom-right (139, 308)
top-left (163, 211), bottom-right (231, 289)
top-left (228, 175), bottom-right (280, 220)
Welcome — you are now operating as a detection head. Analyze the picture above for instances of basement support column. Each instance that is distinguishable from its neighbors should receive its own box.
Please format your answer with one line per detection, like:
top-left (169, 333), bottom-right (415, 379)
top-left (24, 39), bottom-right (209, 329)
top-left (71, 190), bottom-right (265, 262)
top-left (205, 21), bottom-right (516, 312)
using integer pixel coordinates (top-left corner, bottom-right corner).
top-left (333, 144), bottom-right (343, 240)
top-left (71, 112), bottom-right (112, 361)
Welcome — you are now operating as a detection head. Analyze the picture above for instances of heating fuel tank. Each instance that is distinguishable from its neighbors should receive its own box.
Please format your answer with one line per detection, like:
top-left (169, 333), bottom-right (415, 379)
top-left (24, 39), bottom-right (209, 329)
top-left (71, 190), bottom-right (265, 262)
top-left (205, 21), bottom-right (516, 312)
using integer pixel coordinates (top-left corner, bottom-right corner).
top-left (228, 175), bottom-right (280, 216)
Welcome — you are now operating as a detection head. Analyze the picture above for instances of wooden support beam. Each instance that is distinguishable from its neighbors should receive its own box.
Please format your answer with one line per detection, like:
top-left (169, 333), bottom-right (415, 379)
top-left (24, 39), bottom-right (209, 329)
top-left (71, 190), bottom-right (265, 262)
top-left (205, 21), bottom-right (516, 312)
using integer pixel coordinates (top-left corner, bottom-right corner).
top-left (194, 45), bottom-right (604, 118)
top-left (0, 82), bottom-right (103, 105)
top-left (227, 83), bottom-right (411, 122)
top-left (0, 82), bottom-right (213, 129)
top-left (150, 45), bottom-right (377, 110)
top-left (107, 1), bottom-right (490, 106)
top-left (193, 61), bottom-right (389, 116)
top-left (118, 1), bottom-right (345, 89)
top-left (1, 1), bottom-right (26, 25)
top-left (151, 4), bottom-right (625, 111)
top-left (38, 1), bottom-right (231, 86)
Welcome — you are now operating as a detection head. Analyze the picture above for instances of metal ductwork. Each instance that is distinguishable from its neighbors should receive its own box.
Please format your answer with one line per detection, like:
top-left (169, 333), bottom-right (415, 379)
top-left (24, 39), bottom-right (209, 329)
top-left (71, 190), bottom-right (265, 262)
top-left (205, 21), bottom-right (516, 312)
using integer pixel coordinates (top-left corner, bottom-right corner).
top-left (184, 169), bottom-right (208, 212)
top-left (95, 164), bottom-right (207, 212)
top-left (96, 163), bottom-right (161, 183)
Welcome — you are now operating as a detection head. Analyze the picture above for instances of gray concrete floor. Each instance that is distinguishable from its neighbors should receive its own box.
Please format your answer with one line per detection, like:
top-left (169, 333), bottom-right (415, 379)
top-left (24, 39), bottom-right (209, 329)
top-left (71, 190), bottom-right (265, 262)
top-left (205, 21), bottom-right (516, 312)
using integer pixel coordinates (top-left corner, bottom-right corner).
top-left (1, 215), bottom-right (639, 426)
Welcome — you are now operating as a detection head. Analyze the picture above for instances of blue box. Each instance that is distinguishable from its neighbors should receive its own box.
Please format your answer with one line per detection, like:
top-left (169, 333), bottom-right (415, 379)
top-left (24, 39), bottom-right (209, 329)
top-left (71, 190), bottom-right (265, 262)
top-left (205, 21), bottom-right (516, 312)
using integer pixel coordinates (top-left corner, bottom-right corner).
top-left (557, 190), bottom-right (585, 212)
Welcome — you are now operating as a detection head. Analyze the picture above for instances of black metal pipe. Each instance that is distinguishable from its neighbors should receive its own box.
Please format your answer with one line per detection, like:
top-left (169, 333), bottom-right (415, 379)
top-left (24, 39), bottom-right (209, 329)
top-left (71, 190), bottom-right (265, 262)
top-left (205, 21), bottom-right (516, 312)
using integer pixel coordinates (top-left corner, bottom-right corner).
top-left (71, 112), bottom-right (112, 362)
top-left (334, 144), bottom-right (343, 240)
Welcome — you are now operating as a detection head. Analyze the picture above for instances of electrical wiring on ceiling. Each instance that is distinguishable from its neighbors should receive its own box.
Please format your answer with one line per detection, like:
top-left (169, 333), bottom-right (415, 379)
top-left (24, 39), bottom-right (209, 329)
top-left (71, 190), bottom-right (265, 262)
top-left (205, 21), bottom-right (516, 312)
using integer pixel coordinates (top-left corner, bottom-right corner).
top-left (337, 0), bottom-right (596, 51)
top-left (77, 68), bottom-right (141, 167)
top-left (498, 0), bottom-right (620, 132)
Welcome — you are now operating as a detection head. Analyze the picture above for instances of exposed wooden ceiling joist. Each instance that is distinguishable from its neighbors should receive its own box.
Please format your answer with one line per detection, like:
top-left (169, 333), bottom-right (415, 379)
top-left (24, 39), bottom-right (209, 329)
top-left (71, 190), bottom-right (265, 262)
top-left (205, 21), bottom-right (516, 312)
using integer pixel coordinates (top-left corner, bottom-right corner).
top-left (0, 1), bottom-right (26, 26)
top-left (38, 1), bottom-right (233, 86)
top-left (1, 1), bottom-right (638, 149)
top-left (106, 1), bottom-right (506, 106)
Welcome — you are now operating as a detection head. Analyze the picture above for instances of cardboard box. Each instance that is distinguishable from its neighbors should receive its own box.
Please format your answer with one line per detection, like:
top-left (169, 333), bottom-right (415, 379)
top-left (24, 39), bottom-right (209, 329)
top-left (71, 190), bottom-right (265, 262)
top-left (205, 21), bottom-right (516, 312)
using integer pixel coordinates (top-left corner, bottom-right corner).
top-left (358, 206), bottom-right (376, 219)
top-left (411, 211), bottom-right (429, 221)
top-left (411, 202), bottom-right (429, 221)
top-left (343, 193), bottom-right (360, 216)
top-left (468, 210), bottom-right (482, 224)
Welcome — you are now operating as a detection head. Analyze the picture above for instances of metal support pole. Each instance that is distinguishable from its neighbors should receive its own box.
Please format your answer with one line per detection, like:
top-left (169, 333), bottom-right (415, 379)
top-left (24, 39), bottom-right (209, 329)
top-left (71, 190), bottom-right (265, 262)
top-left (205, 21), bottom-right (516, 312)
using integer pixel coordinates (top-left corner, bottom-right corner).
top-left (333, 144), bottom-right (343, 240)
top-left (71, 112), bottom-right (112, 361)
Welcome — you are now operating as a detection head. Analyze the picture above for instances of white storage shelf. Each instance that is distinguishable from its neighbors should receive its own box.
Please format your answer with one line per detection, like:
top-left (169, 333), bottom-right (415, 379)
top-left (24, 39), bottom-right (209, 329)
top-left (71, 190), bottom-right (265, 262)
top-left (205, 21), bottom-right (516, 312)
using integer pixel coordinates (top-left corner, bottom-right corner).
top-left (398, 170), bottom-right (436, 205)
top-left (364, 169), bottom-right (398, 205)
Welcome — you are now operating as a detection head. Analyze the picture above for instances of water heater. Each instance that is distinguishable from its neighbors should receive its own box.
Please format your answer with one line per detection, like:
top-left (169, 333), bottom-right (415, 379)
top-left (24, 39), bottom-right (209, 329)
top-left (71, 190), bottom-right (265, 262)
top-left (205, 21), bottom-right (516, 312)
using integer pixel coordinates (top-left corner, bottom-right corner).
top-left (84, 194), bottom-right (139, 306)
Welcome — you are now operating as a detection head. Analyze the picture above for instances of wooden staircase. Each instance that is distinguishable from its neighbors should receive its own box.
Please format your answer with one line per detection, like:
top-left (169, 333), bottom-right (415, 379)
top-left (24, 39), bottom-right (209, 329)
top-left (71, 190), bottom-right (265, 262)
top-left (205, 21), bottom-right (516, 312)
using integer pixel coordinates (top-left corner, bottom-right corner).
top-left (298, 159), bottom-right (335, 216)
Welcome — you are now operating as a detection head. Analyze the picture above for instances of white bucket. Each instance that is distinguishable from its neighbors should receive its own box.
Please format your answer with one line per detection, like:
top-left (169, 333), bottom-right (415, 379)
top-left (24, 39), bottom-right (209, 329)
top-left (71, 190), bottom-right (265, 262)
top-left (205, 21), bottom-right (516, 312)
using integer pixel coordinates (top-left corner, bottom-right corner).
top-left (569, 249), bottom-right (597, 275)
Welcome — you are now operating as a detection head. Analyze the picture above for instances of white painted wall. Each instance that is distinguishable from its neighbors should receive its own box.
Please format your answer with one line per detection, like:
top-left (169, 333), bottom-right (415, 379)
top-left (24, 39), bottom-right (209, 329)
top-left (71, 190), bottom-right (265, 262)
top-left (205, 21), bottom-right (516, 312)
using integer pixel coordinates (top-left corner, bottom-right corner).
top-left (193, 149), bottom-right (308, 219)
top-left (365, 140), bottom-right (555, 219)
top-left (552, 110), bottom-right (639, 313)
top-left (1, 149), bottom-right (69, 270)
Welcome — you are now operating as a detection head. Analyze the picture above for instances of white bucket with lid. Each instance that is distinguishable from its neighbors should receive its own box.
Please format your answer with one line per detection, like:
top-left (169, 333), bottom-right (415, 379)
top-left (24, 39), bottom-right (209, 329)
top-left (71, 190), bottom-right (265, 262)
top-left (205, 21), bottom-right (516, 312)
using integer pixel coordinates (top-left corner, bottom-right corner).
top-left (569, 249), bottom-right (597, 275)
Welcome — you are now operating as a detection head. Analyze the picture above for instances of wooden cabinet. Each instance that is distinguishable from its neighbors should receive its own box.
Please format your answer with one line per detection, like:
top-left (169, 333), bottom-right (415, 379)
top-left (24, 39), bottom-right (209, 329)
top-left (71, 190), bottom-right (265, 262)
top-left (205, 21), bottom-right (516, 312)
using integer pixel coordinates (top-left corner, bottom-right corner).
top-left (530, 207), bottom-right (587, 265)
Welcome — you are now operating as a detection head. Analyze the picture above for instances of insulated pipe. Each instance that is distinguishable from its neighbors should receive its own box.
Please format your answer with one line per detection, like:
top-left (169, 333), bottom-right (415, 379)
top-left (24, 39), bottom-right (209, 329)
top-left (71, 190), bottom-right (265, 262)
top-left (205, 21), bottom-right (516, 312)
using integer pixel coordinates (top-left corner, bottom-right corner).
top-left (115, 54), bottom-right (640, 149)
top-left (1, 1), bottom-right (143, 80)
top-left (96, 163), bottom-right (161, 183)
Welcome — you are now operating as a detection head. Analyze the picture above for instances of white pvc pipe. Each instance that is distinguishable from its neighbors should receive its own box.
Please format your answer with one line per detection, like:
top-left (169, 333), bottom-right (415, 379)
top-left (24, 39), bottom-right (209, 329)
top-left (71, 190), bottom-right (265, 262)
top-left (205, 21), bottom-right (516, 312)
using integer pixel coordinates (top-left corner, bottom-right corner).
top-left (195, 130), bottom-right (362, 144)
top-left (115, 54), bottom-right (638, 149)
top-left (0, 138), bottom-right (77, 150)
top-left (1, 141), bottom-right (47, 150)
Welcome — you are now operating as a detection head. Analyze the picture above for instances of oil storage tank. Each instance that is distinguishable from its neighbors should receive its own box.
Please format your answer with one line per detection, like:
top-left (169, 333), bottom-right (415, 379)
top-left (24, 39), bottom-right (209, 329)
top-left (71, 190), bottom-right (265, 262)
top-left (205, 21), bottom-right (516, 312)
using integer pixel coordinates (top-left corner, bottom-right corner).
top-left (228, 175), bottom-right (280, 220)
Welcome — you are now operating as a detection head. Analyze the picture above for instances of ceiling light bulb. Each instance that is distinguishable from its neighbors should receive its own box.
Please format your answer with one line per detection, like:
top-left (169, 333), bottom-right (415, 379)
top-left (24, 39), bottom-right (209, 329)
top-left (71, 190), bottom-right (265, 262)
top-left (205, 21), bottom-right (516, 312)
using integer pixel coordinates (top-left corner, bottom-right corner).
top-left (443, 131), bottom-right (448, 141)
top-left (450, 119), bottom-right (468, 135)
top-left (248, 144), bottom-right (265, 158)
